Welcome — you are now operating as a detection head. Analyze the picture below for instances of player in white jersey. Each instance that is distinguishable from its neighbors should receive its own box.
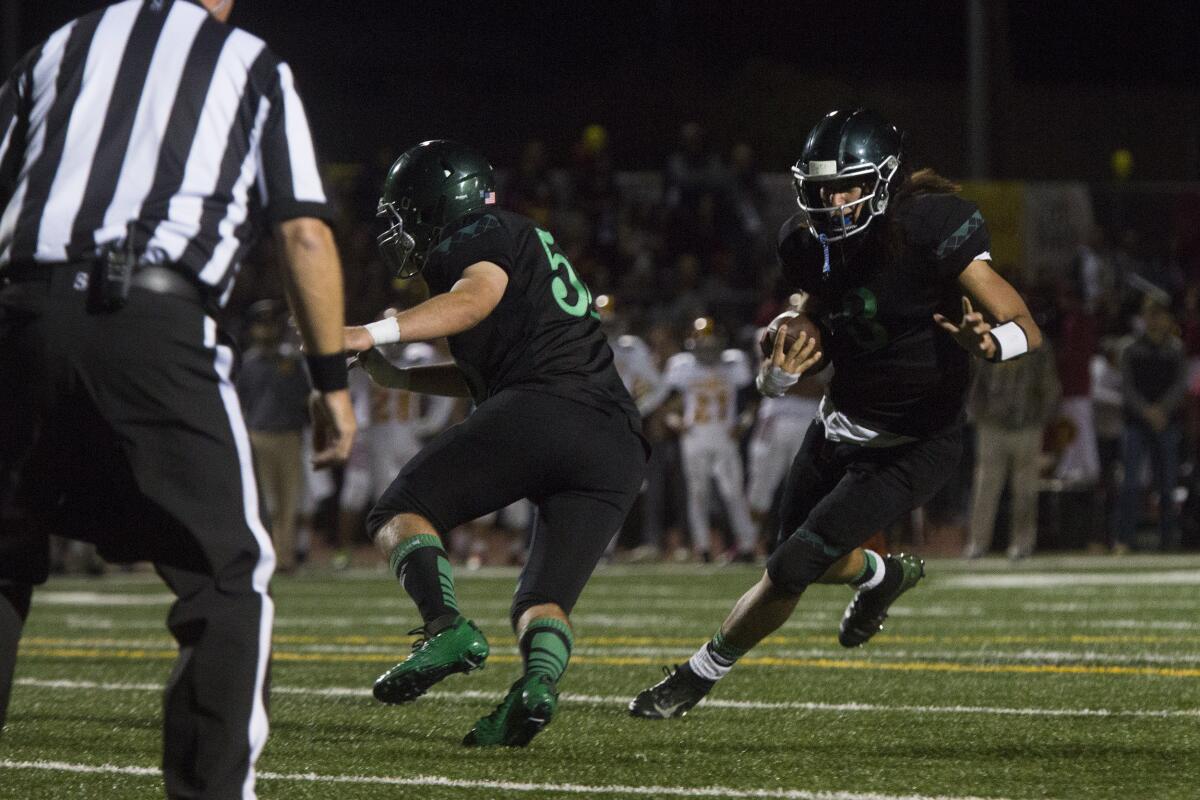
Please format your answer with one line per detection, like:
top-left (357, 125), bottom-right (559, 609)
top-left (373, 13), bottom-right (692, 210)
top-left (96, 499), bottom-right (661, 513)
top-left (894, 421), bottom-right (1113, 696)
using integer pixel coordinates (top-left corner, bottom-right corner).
top-left (336, 342), bottom-right (455, 566)
top-left (746, 380), bottom-right (823, 526)
top-left (663, 318), bottom-right (757, 561)
top-left (611, 333), bottom-right (670, 416)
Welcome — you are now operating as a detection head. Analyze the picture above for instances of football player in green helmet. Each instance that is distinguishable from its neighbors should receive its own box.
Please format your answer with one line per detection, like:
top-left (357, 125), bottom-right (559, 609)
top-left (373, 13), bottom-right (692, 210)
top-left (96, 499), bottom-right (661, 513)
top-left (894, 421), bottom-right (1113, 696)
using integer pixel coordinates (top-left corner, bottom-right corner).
top-left (343, 140), bottom-right (647, 747)
top-left (630, 109), bottom-right (1043, 721)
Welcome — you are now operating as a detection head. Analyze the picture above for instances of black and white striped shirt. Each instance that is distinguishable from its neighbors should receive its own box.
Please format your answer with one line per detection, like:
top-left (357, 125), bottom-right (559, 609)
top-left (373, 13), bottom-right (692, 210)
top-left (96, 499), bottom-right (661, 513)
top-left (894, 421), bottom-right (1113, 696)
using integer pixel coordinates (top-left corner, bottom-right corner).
top-left (0, 0), bottom-right (330, 305)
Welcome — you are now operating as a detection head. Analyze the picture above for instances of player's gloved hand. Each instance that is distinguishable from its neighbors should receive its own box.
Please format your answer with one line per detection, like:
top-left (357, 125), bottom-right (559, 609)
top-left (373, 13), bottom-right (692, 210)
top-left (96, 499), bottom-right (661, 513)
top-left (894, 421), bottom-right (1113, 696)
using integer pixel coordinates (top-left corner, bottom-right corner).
top-left (757, 323), bottom-right (822, 397)
top-left (310, 389), bottom-right (357, 468)
top-left (934, 296), bottom-right (996, 359)
top-left (356, 347), bottom-right (410, 390)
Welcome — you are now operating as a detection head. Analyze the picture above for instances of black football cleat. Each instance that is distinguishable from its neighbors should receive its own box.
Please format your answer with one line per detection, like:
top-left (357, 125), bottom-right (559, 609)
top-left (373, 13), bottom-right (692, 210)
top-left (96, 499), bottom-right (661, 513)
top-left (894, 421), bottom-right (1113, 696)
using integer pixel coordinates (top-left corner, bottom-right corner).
top-left (628, 664), bottom-right (714, 719)
top-left (839, 552), bottom-right (925, 648)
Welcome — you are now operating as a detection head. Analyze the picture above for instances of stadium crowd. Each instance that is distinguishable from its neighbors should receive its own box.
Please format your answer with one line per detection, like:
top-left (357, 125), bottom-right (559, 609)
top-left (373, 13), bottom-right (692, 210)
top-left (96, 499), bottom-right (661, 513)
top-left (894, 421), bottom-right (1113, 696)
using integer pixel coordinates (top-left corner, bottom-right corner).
top-left (56, 123), bottom-right (1195, 575)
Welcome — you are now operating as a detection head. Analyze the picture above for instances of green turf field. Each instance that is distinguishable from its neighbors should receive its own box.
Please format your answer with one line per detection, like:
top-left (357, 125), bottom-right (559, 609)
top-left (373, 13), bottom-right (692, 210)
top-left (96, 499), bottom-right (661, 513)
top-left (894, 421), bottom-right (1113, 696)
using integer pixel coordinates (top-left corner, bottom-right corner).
top-left (3, 554), bottom-right (1198, 799)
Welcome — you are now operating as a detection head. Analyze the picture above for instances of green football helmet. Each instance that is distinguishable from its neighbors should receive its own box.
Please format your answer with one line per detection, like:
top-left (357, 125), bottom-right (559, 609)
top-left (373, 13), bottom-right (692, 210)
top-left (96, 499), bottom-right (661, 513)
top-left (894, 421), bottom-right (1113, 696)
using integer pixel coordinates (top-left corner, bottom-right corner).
top-left (377, 140), bottom-right (497, 278)
top-left (791, 109), bottom-right (903, 242)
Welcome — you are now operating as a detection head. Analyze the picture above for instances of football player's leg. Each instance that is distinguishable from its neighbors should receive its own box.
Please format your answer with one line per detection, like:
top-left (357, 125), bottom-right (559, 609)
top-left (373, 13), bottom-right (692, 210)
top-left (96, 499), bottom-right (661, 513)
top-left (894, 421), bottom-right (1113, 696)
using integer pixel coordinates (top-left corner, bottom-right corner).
top-left (467, 409), bottom-right (645, 746)
top-left (713, 440), bottom-right (758, 557)
top-left (830, 432), bottom-right (963, 647)
top-left (367, 404), bottom-right (535, 704)
top-left (631, 423), bottom-right (838, 718)
top-left (680, 439), bottom-right (714, 558)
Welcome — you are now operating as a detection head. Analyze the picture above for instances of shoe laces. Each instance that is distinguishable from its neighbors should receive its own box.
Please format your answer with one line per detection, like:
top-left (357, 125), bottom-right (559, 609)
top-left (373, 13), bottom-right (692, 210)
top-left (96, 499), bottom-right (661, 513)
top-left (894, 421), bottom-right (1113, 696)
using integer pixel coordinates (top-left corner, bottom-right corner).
top-left (406, 626), bottom-right (429, 652)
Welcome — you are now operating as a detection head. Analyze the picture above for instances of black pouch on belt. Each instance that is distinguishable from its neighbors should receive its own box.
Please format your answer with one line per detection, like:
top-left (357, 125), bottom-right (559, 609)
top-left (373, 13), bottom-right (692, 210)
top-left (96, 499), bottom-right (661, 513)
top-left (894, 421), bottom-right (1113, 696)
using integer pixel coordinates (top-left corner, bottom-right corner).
top-left (88, 227), bottom-right (136, 313)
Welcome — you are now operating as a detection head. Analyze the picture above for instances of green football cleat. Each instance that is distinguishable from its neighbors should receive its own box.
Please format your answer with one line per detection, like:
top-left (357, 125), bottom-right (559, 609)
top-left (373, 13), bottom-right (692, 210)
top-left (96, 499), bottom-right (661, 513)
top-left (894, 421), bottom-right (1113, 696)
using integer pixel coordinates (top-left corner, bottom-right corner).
top-left (838, 553), bottom-right (925, 648)
top-left (462, 673), bottom-right (559, 747)
top-left (373, 616), bottom-right (489, 704)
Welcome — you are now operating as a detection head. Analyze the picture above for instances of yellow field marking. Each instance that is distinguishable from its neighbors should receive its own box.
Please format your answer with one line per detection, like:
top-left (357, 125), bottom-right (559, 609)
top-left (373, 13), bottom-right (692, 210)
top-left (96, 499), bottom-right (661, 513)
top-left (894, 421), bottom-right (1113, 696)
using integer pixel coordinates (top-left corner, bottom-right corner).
top-left (585, 634), bottom-right (1200, 646)
top-left (20, 646), bottom-right (1200, 679)
top-left (27, 632), bottom-right (1200, 648)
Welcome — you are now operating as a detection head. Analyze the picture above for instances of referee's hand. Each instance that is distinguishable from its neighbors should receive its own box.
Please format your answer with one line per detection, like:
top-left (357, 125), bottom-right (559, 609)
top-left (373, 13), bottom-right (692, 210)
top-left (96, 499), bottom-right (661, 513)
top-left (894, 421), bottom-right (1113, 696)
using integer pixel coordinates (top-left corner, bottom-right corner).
top-left (309, 389), bottom-right (357, 469)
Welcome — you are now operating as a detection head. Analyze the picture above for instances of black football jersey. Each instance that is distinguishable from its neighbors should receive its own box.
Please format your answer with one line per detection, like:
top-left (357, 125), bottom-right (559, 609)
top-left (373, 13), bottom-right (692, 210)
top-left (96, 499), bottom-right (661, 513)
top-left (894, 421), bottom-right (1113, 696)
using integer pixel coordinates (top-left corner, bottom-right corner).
top-left (777, 193), bottom-right (991, 437)
top-left (421, 208), bottom-right (638, 424)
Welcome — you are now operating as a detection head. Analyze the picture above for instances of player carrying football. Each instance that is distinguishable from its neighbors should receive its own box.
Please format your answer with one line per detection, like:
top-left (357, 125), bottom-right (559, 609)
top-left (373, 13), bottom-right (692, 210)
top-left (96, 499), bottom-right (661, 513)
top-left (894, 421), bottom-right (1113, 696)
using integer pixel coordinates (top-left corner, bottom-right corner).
top-left (342, 141), bottom-right (647, 746)
top-left (630, 108), bottom-right (1042, 719)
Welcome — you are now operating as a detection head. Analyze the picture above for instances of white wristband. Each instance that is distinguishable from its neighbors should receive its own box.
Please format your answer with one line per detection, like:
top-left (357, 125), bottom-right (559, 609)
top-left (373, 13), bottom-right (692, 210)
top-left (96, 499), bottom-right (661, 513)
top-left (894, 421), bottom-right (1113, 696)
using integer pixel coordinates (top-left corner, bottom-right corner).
top-left (990, 321), bottom-right (1028, 361)
top-left (364, 317), bottom-right (401, 346)
top-left (756, 365), bottom-right (800, 397)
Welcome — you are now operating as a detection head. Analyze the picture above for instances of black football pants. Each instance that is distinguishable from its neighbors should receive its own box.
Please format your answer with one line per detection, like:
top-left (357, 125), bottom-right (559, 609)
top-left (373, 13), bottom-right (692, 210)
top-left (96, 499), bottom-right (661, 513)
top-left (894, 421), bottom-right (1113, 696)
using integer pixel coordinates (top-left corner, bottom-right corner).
top-left (368, 387), bottom-right (648, 623)
top-left (0, 265), bottom-right (274, 799)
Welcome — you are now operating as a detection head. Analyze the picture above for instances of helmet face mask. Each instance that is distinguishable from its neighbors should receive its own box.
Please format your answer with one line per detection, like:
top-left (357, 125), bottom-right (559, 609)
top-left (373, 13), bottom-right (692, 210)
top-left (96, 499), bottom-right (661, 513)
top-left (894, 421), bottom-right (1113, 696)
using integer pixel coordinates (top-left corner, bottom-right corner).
top-left (792, 154), bottom-right (899, 242)
top-left (791, 109), bottom-right (903, 244)
top-left (376, 199), bottom-right (421, 279)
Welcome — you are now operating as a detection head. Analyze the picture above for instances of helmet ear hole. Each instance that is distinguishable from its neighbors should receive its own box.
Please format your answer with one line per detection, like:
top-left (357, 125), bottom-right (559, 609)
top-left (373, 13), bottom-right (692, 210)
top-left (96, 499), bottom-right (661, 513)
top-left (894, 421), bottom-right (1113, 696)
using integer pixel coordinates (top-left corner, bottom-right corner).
top-left (873, 181), bottom-right (890, 214)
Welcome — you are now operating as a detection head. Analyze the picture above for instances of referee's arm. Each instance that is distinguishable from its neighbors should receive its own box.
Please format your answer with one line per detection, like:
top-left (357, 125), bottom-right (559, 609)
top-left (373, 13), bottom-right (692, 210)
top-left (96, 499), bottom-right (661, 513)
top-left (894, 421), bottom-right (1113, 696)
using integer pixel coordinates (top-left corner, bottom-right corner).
top-left (258, 60), bottom-right (355, 467)
top-left (275, 216), bottom-right (356, 467)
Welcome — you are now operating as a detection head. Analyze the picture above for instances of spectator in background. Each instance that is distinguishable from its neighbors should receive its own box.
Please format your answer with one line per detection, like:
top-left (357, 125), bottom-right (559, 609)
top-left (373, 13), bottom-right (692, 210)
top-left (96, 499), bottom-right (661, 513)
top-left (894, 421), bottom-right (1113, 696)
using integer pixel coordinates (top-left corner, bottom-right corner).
top-left (1073, 226), bottom-right (1113, 314)
top-left (723, 142), bottom-right (770, 287)
top-left (1052, 281), bottom-right (1101, 486)
top-left (508, 139), bottom-right (555, 229)
top-left (1090, 337), bottom-right (1126, 551)
top-left (237, 301), bottom-right (312, 573)
top-left (571, 124), bottom-right (621, 270)
top-left (663, 122), bottom-right (723, 262)
top-left (1114, 298), bottom-right (1187, 553)
top-left (964, 342), bottom-right (1061, 560)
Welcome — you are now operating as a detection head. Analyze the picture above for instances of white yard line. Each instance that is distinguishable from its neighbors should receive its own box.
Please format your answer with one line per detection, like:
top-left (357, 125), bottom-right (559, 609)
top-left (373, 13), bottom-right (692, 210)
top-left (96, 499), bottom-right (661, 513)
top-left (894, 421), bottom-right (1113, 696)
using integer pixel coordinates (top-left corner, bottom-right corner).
top-left (0, 759), bottom-right (1026, 800)
top-left (21, 637), bottom-right (1200, 665)
top-left (937, 571), bottom-right (1200, 588)
top-left (14, 678), bottom-right (1200, 720)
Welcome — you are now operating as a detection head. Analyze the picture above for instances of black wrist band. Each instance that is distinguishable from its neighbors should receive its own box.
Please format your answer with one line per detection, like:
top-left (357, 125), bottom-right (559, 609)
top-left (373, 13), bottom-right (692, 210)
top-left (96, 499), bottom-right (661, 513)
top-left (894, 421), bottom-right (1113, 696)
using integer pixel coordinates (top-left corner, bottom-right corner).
top-left (305, 353), bottom-right (349, 392)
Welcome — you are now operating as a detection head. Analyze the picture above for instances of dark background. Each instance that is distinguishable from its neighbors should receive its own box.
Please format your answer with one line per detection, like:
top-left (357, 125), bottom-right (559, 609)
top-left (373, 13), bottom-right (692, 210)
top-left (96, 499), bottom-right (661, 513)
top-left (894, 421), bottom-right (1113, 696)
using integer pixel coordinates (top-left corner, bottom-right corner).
top-left (8, 1), bottom-right (1200, 179)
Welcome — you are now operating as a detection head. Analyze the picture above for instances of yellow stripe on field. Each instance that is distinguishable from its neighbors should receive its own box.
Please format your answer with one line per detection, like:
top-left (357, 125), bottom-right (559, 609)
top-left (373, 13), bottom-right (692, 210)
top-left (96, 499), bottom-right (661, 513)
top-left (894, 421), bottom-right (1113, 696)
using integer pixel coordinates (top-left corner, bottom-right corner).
top-left (20, 647), bottom-right (1200, 679)
top-left (26, 632), bottom-right (1200, 647)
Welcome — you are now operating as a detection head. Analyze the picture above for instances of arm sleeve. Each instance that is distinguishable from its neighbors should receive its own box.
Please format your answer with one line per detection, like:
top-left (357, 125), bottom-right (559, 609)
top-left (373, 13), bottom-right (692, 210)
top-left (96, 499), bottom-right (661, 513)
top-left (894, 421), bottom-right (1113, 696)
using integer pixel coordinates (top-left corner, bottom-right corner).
top-left (256, 60), bottom-right (332, 225)
top-left (663, 354), bottom-right (687, 391)
top-left (929, 196), bottom-right (992, 281)
top-left (728, 351), bottom-right (753, 388)
top-left (0, 51), bottom-right (34, 201)
top-left (633, 356), bottom-right (670, 416)
top-left (777, 213), bottom-right (820, 290)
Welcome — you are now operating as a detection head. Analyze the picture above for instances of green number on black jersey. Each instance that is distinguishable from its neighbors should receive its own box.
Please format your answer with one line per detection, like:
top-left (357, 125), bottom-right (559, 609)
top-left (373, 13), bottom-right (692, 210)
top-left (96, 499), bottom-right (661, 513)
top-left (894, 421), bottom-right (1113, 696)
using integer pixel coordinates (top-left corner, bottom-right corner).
top-left (536, 228), bottom-right (598, 319)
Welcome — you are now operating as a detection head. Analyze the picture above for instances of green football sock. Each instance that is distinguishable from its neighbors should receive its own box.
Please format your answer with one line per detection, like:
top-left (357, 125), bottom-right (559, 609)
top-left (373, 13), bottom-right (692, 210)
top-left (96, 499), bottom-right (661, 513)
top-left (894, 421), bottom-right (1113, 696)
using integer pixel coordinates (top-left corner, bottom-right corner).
top-left (521, 618), bottom-right (573, 682)
top-left (388, 534), bottom-right (459, 626)
top-left (851, 549), bottom-right (885, 589)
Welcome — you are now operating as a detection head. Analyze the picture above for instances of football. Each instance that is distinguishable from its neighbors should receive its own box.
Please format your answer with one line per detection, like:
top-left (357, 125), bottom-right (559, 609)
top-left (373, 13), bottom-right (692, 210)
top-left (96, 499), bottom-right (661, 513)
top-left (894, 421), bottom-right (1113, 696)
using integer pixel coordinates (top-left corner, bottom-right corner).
top-left (759, 309), bottom-right (824, 360)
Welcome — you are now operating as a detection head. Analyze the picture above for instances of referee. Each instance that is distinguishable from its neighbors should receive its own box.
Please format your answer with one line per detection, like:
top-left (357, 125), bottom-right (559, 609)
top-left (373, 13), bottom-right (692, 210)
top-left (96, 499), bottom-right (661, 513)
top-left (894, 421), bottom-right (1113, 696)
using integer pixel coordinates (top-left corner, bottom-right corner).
top-left (0, 1), bottom-right (355, 797)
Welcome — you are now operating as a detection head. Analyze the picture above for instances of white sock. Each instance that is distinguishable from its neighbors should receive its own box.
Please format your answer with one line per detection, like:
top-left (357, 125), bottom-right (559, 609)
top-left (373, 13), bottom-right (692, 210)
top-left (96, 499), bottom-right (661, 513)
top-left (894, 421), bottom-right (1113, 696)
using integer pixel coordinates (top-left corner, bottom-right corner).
top-left (688, 643), bottom-right (733, 682)
top-left (856, 549), bottom-right (887, 591)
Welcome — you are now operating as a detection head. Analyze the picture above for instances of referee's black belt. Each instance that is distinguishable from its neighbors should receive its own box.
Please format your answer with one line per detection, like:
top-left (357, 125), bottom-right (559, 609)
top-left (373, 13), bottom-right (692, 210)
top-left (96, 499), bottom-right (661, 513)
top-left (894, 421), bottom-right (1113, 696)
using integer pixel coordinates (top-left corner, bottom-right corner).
top-left (3, 261), bottom-right (203, 304)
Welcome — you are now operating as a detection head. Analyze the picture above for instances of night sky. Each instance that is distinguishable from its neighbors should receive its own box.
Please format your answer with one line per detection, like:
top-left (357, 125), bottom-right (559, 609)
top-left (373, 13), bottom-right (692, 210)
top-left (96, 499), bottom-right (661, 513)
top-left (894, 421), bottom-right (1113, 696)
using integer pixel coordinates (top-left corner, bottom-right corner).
top-left (11, 1), bottom-right (1200, 178)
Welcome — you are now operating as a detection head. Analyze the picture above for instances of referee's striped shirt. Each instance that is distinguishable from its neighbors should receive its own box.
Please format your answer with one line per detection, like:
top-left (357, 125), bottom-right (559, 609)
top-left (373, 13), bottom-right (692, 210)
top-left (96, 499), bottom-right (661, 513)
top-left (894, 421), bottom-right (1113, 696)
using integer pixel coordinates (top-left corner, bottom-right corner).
top-left (0, 0), bottom-right (331, 306)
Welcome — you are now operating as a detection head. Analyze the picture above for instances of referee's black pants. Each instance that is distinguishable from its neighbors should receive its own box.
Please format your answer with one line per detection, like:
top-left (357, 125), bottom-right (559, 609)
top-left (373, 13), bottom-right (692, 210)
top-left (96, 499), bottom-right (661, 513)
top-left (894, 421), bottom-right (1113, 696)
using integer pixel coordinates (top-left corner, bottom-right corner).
top-left (0, 264), bottom-right (274, 799)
